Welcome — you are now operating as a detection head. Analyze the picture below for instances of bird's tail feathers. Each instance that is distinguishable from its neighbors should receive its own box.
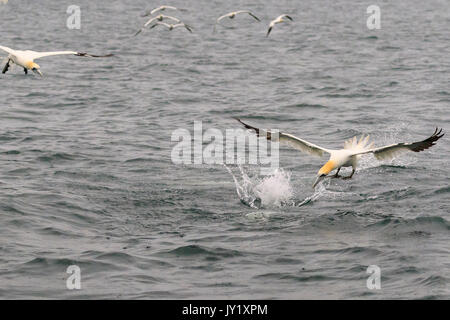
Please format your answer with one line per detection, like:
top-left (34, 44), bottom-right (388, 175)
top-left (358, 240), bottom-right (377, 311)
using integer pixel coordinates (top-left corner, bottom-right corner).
top-left (344, 134), bottom-right (373, 151)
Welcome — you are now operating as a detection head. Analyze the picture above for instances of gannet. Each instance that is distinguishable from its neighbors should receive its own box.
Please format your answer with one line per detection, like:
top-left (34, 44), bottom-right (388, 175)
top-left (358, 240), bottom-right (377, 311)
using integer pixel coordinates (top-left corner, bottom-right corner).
top-left (267, 14), bottom-right (293, 37)
top-left (214, 10), bottom-right (260, 32)
top-left (142, 5), bottom-right (186, 17)
top-left (235, 118), bottom-right (444, 188)
top-left (0, 45), bottom-right (113, 76)
top-left (149, 22), bottom-right (193, 33)
top-left (134, 14), bottom-right (181, 36)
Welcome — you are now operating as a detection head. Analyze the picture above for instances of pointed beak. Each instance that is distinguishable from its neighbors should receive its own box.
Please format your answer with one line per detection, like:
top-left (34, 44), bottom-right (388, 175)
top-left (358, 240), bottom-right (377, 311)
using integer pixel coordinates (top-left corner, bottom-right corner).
top-left (33, 69), bottom-right (43, 77)
top-left (313, 175), bottom-right (325, 189)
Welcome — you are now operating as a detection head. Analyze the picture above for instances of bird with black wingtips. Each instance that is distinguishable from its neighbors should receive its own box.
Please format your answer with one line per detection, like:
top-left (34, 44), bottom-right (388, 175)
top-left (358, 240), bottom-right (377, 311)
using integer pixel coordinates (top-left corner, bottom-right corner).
top-left (142, 5), bottom-right (187, 17)
top-left (235, 118), bottom-right (444, 188)
top-left (134, 14), bottom-right (181, 36)
top-left (0, 45), bottom-right (113, 76)
top-left (267, 14), bottom-right (293, 37)
top-left (214, 10), bottom-right (260, 33)
top-left (149, 22), bottom-right (193, 33)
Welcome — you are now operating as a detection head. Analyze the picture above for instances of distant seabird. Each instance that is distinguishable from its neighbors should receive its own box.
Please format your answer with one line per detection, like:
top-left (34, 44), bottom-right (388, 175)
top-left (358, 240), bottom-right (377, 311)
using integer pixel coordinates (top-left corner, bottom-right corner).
top-left (214, 10), bottom-right (260, 32)
top-left (0, 45), bottom-right (113, 76)
top-left (142, 5), bottom-right (186, 17)
top-left (235, 118), bottom-right (444, 188)
top-left (267, 14), bottom-right (293, 37)
top-left (135, 14), bottom-right (181, 36)
top-left (149, 22), bottom-right (193, 33)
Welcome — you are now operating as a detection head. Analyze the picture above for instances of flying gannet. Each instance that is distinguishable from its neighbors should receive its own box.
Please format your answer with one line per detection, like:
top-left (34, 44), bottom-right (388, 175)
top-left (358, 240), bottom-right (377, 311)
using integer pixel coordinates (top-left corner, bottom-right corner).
top-left (214, 10), bottom-right (260, 32)
top-left (135, 14), bottom-right (181, 36)
top-left (0, 45), bottom-right (113, 76)
top-left (142, 5), bottom-right (186, 17)
top-left (235, 118), bottom-right (444, 188)
top-left (267, 14), bottom-right (293, 37)
top-left (149, 22), bottom-right (193, 33)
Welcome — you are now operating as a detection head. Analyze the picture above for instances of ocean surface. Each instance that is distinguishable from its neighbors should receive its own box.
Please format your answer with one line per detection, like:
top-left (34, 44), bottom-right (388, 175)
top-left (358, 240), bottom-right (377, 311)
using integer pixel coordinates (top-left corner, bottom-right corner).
top-left (0, 0), bottom-right (449, 299)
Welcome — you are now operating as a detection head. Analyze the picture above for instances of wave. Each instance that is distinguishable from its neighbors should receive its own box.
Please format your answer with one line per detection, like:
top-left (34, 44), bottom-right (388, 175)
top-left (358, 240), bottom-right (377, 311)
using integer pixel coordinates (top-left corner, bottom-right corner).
top-left (163, 245), bottom-right (243, 259)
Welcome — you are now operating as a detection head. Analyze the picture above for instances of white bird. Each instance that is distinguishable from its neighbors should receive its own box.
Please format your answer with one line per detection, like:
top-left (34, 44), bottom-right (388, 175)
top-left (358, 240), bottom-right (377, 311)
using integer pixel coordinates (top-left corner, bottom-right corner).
top-left (142, 5), bottom-right (186, 17)
top-left (267, 14), bottom-right (293, 37)
top-left (0, 45), bottom-right (113, 76)
top-left (235, 118), bottom-right (444, 188)
top-left (214, 10), bottom-right (260, 32)
top-left (149, 22), bottom-right (193, 33)
top-left (135, 14), bottom-right (181, 36)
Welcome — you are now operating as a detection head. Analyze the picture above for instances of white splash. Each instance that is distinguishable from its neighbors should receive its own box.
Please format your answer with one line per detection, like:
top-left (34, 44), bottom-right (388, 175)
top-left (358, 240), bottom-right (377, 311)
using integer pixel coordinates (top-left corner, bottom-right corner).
top-left (254, 168), bottom-right (294, 207)
top-left (225, 165), bottom-right (295, 208)
top-left (225, 164), bottom-right (363, 210)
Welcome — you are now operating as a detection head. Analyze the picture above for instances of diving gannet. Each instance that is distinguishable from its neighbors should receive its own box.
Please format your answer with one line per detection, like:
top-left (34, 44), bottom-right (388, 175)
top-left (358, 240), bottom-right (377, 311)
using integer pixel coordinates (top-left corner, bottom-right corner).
top-left (235, 118), bottom-right (444, 188)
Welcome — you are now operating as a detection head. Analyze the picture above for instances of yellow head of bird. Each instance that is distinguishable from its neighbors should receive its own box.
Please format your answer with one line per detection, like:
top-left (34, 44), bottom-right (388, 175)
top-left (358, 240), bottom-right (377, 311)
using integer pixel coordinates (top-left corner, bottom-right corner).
top-left (318, 160), bottom-right (335, 176)
top-left (313, 160), bottom-right (336, 188)
top-left (27, 62), bottom-right (43, 76)
top-left (25, 61), bottom-right (40, 70)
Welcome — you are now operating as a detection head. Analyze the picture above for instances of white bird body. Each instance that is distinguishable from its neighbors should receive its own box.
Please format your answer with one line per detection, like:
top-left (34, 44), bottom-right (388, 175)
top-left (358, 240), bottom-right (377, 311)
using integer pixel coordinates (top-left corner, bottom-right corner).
top-left (150, 22), bottom-right (193, 33)
top-left (328, 149), bottom-right (358, 168)
top-left (0, 45), bottom-right (112, 76)
top-left (134, 15), bottom-right (182, 36)
top-left (235, 118), bottom-right (444, 188)
top-left (142, 5), bottom-right (186, 17)
top-left (145, 14), bottom-right (180, 27)
top-left (214, 10), bottom-right (260, 32)
top-left (267, 14), bottom-right (293, 37)
top-left (4, 49), bottom-right (38, 68)
top-left (217, 10), bottom-right (260, 22)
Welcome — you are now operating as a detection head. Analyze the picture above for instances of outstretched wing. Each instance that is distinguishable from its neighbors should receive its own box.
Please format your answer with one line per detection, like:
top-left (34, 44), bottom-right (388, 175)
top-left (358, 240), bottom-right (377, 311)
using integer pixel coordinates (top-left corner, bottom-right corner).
top-left (74, 52), bottom-right (114, 58)
top-left (235, 118), bottom-right (331, 158)
top-left (150, 5), bottom-right (178, 15)
top-left (236, 11), bottom-right (260, 21)
top-left (134, 28), bottom-right (145, 36)
top-left (28, 51), bottom-right (77, 59)
top-left (150, 22), bottom-right (170, 29)
top-left (0, 45), bottom-right (16, 55)
top-left (143, 16), bottom-right (158, 28)
top-left (216, 13), bottom-right (231, 22)
top-left (150, 6), bottom-right (165, 15)
top-left (27, 51), bottom-right (113, 60)
top-left (354, 128), bottom-right (444, 160)
top-left (162, 15), bottom-right (180, 23)
top-left (180, 24), bottom-right (193, 33)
